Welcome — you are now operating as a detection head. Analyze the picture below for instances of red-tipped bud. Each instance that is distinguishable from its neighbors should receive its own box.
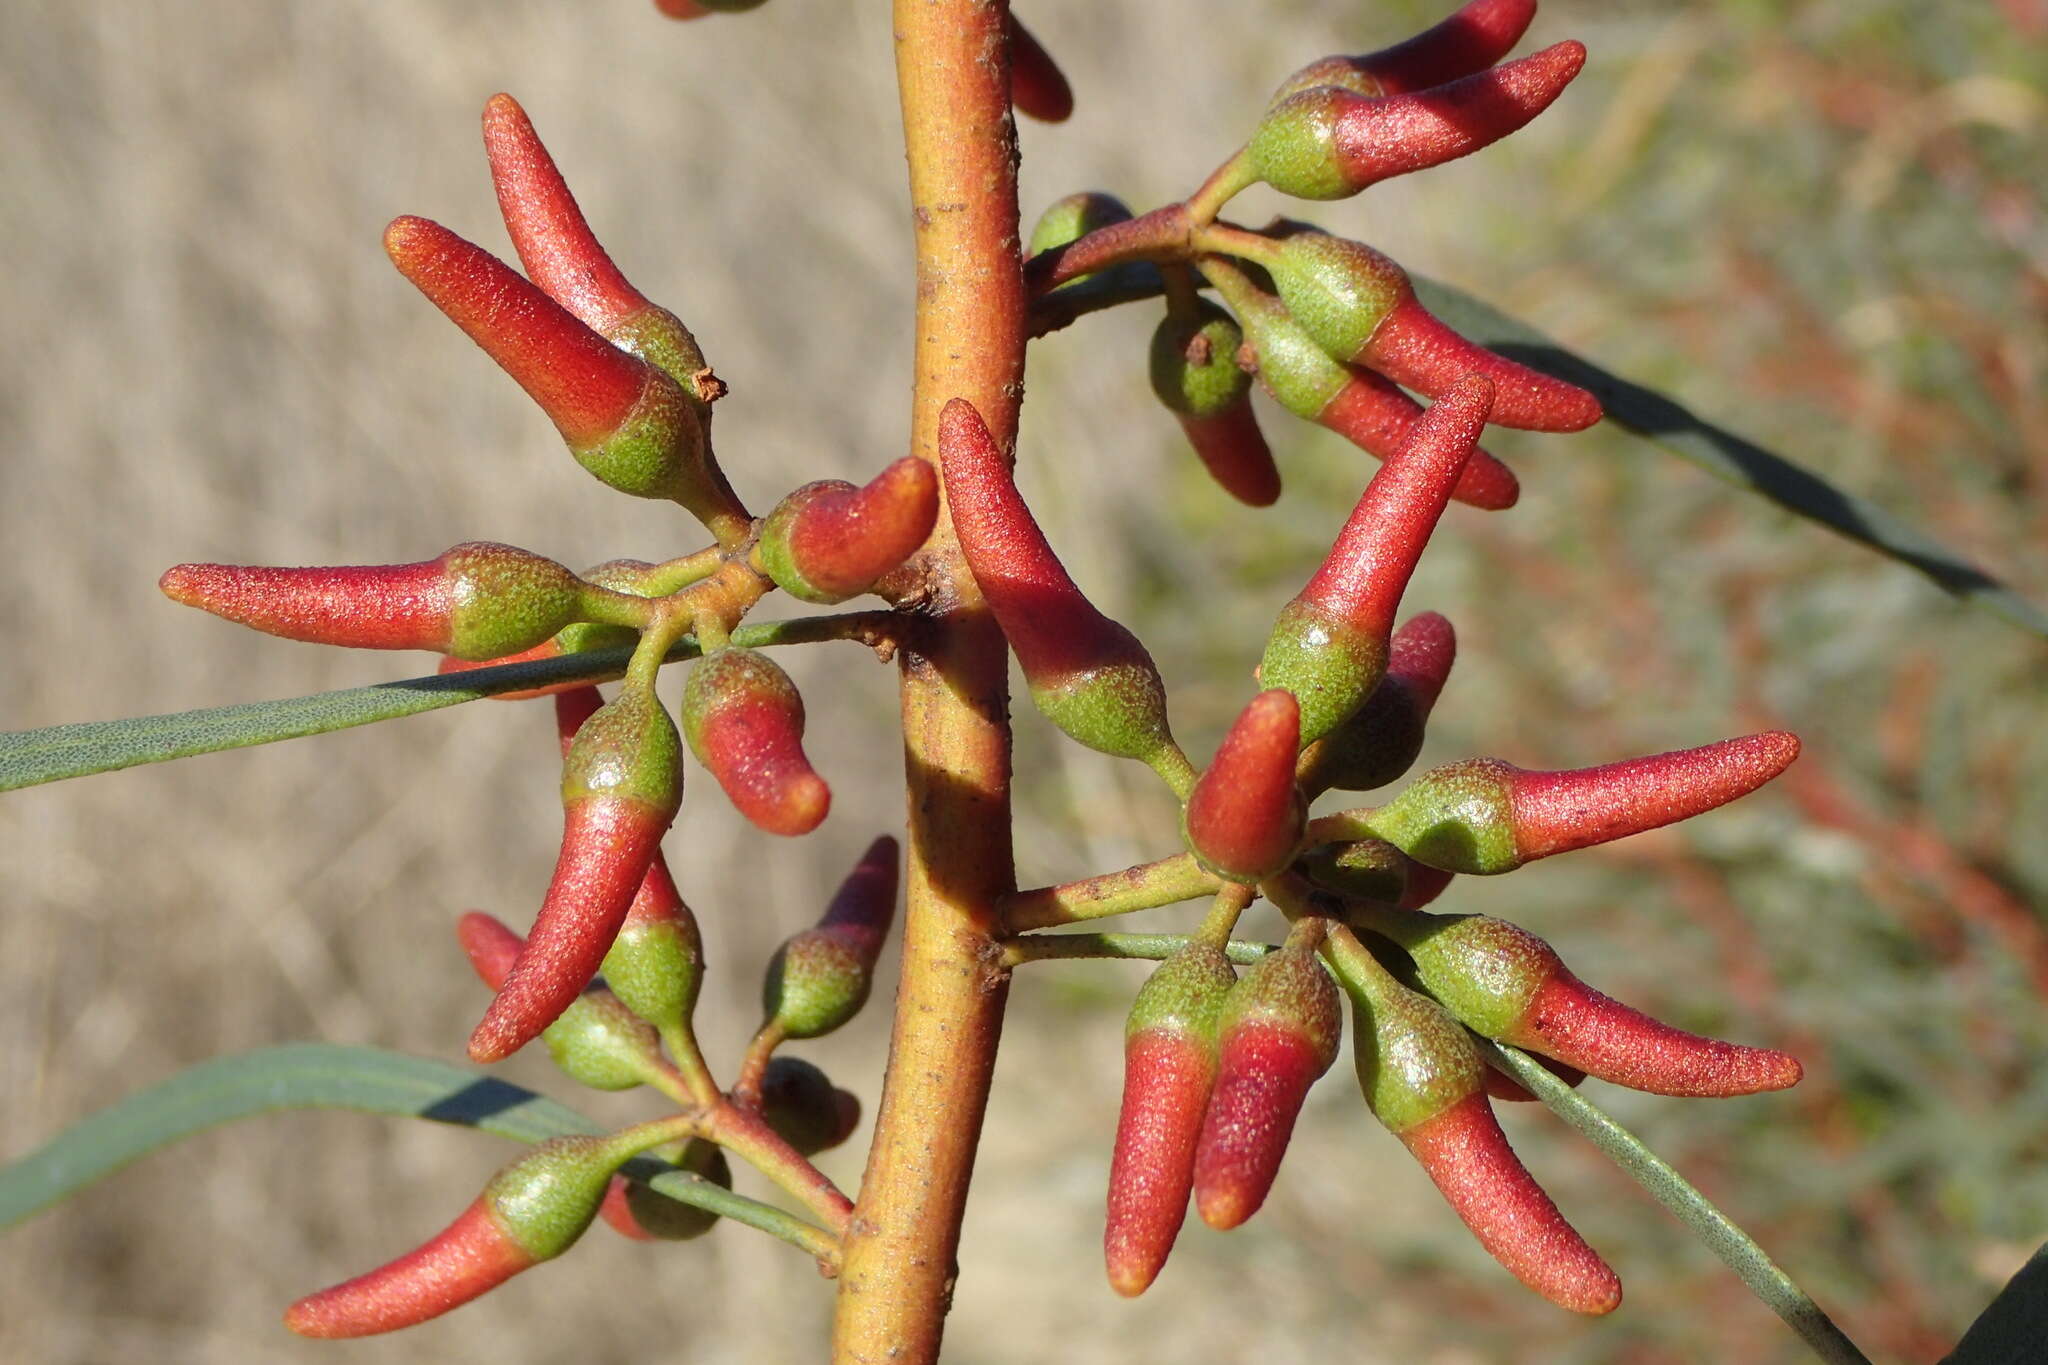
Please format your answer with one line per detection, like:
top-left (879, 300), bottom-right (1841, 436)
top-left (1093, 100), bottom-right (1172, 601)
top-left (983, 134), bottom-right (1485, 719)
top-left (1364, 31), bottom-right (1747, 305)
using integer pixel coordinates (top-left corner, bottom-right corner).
top-left (682, 647), bottom-right (830, 837)
top-left (758, 459), bottom-right (940, 604)
top-left (1027, 192), bottom-right (1136, 291)
top-left (1260, 376), bottom-right (1492, 745)
top-left (1008, 14), bottom-right (1074, 123)
top-left (457, 911), bottom-right (669, 1093)
top-left (940, 398), bottom-right (1183, 769)
top-left (758, 1056), bottom-right (863, 1156)
top-left (1370, 731), bottom-right (1802, 874)
top-left (1270, 0), bottom-right (1540, 102)
top-left (1299, 838), bottom-right (1454, 909)
top-left (599, 1140), bottom-right (731, 1242)
top-left (285, 1136), bottom-right (625, 1337)
top-left (384, 216), bottom-right (741, 526)
top-left (1215, 270), bottom-right (1514, 507)
top-left (482, 94), bottom-right (715, 395)
top-left (1106, 944), bottom-right (1237, 1297)
top-left (1183, 691), bottom-right (1306, 882)
top-left (600, 849), bottom-right (705, 1041)
top-left (1338, 951), bottom-right (1619, 1314)
top-left (1150, 302), bottom-right (1279, 507)
top-left (1250, 41), bottom-right (1586, 201)
top-left (470, 686), bottom-right (683, 1063)
top-left (1192, 943), bottom-right (1343, 1229)
top-left (160, 542), bottom-right (587, 660)
top-left (762, 835), bottom-right (899, 1040)
top-left (1261, 231), bottom-right (1599, 432)
top-left (1384, 913), bottom-right (1802, 1096)
top-left (1302, 611), bottom-right (1456, 792)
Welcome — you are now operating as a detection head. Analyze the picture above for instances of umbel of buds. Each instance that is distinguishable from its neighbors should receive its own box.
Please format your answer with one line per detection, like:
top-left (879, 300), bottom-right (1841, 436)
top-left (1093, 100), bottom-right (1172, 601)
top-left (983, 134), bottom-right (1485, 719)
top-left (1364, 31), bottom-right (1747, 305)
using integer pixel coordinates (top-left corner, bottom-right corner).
top-left (1368, 732), bottom-right (1803, 875)
top-left (761, 836), bottom-right (899, 1040)
top-left (285, 1134), bottom-right (636, 1337)
top-left (1105, 943), bottom-right (1236, 1298)
top-left (683, 647), bottom-right (831, 838)
top-left (756, 458), bottom-right (940, 604)
top-left (1182, 690), bottom-right (1306, 883)
top-left (1260, 374), bottom-right (1493, 745)
top-left (1368, 911), bottom-right (1803, 1097)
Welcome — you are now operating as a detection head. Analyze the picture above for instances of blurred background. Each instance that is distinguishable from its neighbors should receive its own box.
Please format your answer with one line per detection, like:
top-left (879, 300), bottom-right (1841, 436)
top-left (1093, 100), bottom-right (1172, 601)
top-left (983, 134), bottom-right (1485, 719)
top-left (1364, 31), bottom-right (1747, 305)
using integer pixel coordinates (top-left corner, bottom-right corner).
top-left (3, 1), bottom-right (2045, 1361)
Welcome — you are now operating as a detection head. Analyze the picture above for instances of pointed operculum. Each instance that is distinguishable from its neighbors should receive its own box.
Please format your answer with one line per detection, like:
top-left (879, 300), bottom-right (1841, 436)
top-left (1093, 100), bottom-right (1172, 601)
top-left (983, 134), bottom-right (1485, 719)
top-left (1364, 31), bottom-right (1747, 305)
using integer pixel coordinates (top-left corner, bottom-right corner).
top-left (1303, 611), bottom-right (1457, 792)
top-left (681, 647), bottom-right (830, 837)
top-left (285, 1137), bottom-right (621, 1338)
top-left (762, 836), bottom-right (898, 1040)
top-left (1399, 1094), bottom-right (1622, 1314)
top-left (1106, 945), bottom-right (1237, 1297)
top-left (1192, 946), bottom-right (1343, 1230)
top-left (1317, 369), bottom-right (1520, 509)
top-left (469, 689), bottom-right (682, 1063)
top-left (1509, 965), bottom-right (1801, 1097)
top-left (1251, 40), bottom-right (1584, 201)
top-left (1259, 376), bottom-right (1490, 745)
top-left (1510, 731), bottom-right (1803, 861)
top-left (1183, 691), bottom-right (1306, 882)
top-left (1176, 401), bottom-right (1281, 507)
top-left (940, 397), bottom-right (1179, 763)
top-left (1267, 0), bottom-right (1539, 103)
top-left (1366, 292), bottom-right (1602, 432)
top-left (1007, 14), bottom-right (1073, 123)
top-left (759, 458), bottom-right (940, 604)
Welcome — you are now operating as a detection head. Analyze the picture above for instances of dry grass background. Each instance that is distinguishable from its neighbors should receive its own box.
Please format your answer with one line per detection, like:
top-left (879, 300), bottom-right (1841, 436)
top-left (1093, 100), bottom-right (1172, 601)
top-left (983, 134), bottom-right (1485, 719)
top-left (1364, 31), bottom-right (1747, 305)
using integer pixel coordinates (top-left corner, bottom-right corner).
top-left (3, 2), bottom-right (2045, 1362)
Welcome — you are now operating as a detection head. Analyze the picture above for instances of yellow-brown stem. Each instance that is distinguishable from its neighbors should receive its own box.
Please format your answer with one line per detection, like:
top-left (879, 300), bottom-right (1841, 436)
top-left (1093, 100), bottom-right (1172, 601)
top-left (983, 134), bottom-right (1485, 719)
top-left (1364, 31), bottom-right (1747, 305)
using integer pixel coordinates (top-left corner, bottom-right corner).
top-left (831, 4), bottom-right (1025, 1362)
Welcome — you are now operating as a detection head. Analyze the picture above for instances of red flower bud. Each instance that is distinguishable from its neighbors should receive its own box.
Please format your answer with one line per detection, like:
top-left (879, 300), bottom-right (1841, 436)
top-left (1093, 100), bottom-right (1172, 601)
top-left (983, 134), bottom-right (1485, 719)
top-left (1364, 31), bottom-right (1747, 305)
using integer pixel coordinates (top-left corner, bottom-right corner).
top-left (1337, 942), bottom-right (1619, 1314)
top-left (1370, 731), bottom-right (1803, 874)
top-left (285, 1136), bottom-right (627, 1337)
top-left (1299, 838), bottom-right (1453, 910)
top-left (470, 686), bottom-right (683, 1063)
top-left (757, 458), bottom-right (940, 604)
top-left (1183, 690), bottom-right (1306, 882)
top-left (598, 1140), bottom-right (729, 1242)
top-left (1260, 375), bottom-right (1492, 745)
top-left (1106, 944), bottom-right (1237, 1297)
top-left (1301, 611), bottom-right (1456, 792)
top-left (600, 845), bottom-right (705, 1042)
top-left (940, 398), bottom-right (1184, 772)
top-left (1192, 942), bottom-right (1342, 1230)
top-left (1270, 0), bottom-right (1540, 102)
top-left (1250, 41), bottom-right (1586, 201)
top-left (758, 1056), bottom-right (863, 1156)
top-left (159, 542), bottom-right (587, 660)
top-left (1150, 302), bottom-right (1280, 507)
top-left (682, 647), bottom-right (831, 837)
top-left (1207, 264), bottom-right (1515, 508)
top-left (1384, 913), bottom-right (1802, 1096)
top-left (1261, 230), bottom-right (1599, 432)
top-left (1008, 14), bottom-right (1074, 123)
top-left (1027, 192), bottom-right (1134, 290)
top-left (761, 835), bottom-right (898, 1039)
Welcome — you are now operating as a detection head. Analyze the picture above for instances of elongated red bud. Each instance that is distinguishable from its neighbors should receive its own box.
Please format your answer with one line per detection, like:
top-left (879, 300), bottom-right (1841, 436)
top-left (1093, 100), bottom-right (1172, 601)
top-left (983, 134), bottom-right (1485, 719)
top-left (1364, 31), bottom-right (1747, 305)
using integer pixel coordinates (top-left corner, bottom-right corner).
top-left (1382, 913), bottom-right (1802, 1096)
top-left (1299, 838), bottom-right (1453, 909)
top-left (1250, 41), bottom-right (1586, 201)
top-left (1183, 690), bottom-right (1306, 882)
top-left (1008, 14), bottom-right (1073, 123)
top-left (1260, 230), bottom-right (1599, 432)
top-left (1260, 376), bottom-right (1491, 745)
top-left (1302, 611), bottom-right (1456, 792)
top-left (482, 94), bottom-right (716, 397)
top-left (762, 835), bottom-right (899, 1039)
top-left (470, 686), bottom-right (683, 1063)
top-left (1210, 265), bottom-right (1515, 507)
top-left (758, 1056), bottom-right (863, 1156)
top-left (1106, 944), bottom-right (1237, 1297)
top-left (599, 1140), bottom-right (730, 1242)
top-left (1370, 731), bottom-right (1802, 874)
top-left (160, 542), bottom-right (589, 660)
top-left (941, 398), bottom-right (1186, 775)
top-left (1193, 940), bottom-right (1342, 1229)
top-left (682, 646), bottom-right (830, 836)
top-left (1270, 0), bottom-right (1540, 102)
top-left (1150, 302), bottom-right (1279, 507)
top-left (758, 458), bottom-right (940, 604)
top-left (285, 1135), bottom-right (627, 1337)
top-left (1336, 941), bottom-right (1619, 1314)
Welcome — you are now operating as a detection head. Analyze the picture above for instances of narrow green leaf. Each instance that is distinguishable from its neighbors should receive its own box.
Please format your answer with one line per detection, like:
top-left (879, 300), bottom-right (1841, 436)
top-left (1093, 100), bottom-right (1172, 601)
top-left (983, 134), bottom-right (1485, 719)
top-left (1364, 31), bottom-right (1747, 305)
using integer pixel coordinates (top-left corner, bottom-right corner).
top-left (1483, 1040), bottom-right (1871, 1365)
top-left (1942, 1241), bottom-right (2048, 1365)
top-left (1411, 275), bottom-right (2048, 639)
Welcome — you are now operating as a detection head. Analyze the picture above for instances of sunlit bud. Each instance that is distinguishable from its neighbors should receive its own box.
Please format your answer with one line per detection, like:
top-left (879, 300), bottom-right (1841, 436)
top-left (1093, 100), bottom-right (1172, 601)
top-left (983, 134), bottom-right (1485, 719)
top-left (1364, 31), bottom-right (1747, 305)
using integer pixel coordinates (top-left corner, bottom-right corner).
top-left (682, 647), bottom-right (831, 837)
top-left (758, 458), bottom-right (940, 604)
